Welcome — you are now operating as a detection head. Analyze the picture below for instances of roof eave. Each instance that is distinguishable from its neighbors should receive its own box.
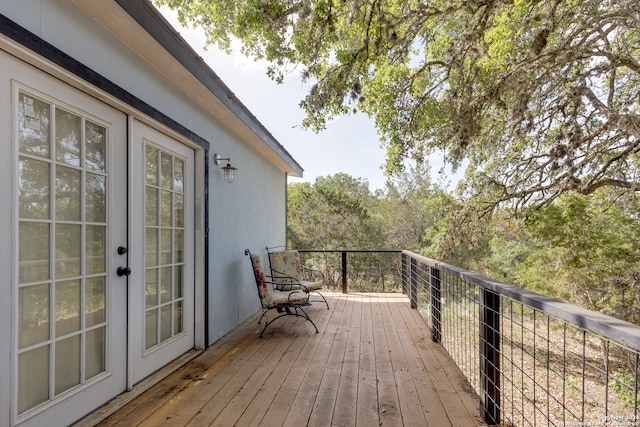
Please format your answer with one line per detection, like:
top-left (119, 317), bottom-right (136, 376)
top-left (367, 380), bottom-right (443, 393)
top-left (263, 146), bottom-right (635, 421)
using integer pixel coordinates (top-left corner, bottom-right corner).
top-left (73, 0), bottom-right (303, 178)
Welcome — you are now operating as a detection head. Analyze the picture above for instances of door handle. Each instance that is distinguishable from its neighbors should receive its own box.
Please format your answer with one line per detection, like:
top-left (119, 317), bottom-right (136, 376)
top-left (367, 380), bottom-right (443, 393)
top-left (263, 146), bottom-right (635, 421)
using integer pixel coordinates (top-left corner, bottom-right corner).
top-left (117, 266), bottom-right (131, 276)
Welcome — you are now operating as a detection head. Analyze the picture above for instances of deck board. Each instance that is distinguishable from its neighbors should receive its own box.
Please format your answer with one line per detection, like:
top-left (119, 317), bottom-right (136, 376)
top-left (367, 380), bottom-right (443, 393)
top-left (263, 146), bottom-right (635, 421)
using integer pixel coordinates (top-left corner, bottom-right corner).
top-left (86, 293), bottom-right (486, 427)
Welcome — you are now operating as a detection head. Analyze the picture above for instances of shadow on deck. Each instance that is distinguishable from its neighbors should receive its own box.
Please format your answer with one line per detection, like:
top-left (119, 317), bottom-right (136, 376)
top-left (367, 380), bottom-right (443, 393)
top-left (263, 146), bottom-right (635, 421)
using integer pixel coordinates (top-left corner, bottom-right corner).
top-left (83, 292), bottom-right (486, 426)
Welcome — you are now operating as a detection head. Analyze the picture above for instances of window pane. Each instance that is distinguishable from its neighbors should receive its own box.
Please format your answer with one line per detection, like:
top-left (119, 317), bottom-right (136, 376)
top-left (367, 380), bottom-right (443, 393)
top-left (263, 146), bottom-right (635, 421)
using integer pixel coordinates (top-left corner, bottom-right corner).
top-left (86, 277), bottom-right (106, 327)
top-left (55, 335), bottom-right (81, 395)
top-left (85, 327), bottom-right (105, 380)
top-left (55, 224), bottom-right (81, 278)
top-left (19, 158), bottom-right (50, 220)
top-left (160, 190), bottom-right (172, 227)
top-left (56, 166), bottom-right (81, 221)
top-left (55, 109), bottom-right (81, 167)
top-left (160, 152), bottom-right (172, 189)
top-left (145, 310), bottom-right (157, 350)
top-left (146, 228), bottom-right (158, 267)
top-left (86, 225), bottom-right (106, 274)
top-left (146, 187), bottom-right (158, 226)
top-left (160, 305), bottom-right (172, 343)
top-left (173, 159), bottom-right (184, 193)
top-left (86, 173), bottom-right (106, 223)
top-left (18, 346), bottom-right (50, 414)
top-left (55, 280), bottom-right (80, 337)
top-left (19, 93), bottom-right (50, 158)
top-left (19, 222), bottom-right (50, 283)
top-left (174, 301), bottom-right (183, 335)
top-left (19, 284), bottom-right (50, 348)
top-left (146, 146), bottom-right (158, 186)
top-left (160, 266), bottom-right (172, 304)
top-left (160, 229), bottom-right (172, 265)
top-left (174, 194), bottom-right (183, 228)
top-left (174, 229), bottom-right (183, 263)
top-left (85, 121), bottom-right (106, 172)
top-left (174, 265), bottom-right (183, 299)
top-left (146, 268), bottom-right (158, 308)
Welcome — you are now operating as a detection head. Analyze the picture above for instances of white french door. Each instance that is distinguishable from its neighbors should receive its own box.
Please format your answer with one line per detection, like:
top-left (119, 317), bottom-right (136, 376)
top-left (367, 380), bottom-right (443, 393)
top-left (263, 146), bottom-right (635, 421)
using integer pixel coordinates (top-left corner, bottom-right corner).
top-left (8, 53), bottom-right (197, 425)
top-left (8, 55), bottom-right (128, 426)
top-left (129, 120), bottom-right (195, 384)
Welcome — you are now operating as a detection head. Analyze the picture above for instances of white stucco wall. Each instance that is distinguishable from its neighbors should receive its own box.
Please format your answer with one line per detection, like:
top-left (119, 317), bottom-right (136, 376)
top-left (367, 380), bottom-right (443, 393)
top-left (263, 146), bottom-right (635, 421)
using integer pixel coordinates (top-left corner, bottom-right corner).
top-left (0, 0), bottom-right (290, 355)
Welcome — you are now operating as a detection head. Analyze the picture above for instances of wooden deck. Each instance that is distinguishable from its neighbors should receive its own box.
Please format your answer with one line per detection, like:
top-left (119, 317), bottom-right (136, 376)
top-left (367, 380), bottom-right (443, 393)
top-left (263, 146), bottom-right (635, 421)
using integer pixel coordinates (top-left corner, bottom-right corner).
top-left (86, 293), bottom-right (485, 426)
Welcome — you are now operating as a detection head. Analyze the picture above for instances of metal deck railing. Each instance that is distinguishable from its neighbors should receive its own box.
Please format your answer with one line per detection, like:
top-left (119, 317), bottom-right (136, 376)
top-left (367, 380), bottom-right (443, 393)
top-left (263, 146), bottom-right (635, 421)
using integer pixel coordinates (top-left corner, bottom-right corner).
top-left (402, 251), bottom-right (640, 427)
top-left (295, 249), bottom-right (640, 426)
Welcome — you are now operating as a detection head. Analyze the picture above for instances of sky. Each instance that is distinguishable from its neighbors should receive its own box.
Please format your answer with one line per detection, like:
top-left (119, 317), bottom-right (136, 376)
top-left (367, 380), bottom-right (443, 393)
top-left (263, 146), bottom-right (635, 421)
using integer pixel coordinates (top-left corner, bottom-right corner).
top-left (157, 6), bottom-right (391, 191)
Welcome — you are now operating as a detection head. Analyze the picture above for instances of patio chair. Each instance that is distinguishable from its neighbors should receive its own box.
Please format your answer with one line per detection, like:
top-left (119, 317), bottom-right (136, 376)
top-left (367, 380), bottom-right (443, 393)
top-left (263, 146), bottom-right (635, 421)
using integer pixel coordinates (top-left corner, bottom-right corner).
top-left (245, 249), bottom-right (318, 338)
top-left (266, 247), bottom-right (330, 309)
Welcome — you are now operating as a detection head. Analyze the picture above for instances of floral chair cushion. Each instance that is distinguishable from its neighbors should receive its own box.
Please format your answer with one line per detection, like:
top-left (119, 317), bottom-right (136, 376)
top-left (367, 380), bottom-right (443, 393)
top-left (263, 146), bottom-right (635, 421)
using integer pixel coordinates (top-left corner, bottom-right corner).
top-left (270, 289), bottom-right (309, 307)
top-left (269, 250), bottom-right (323, 292)
top-left (270, 251), bottom-right (302, 282)
top-left (249, 253), bottom-right (272, 308)
top-left (250, 253), bottom-right (309, 308)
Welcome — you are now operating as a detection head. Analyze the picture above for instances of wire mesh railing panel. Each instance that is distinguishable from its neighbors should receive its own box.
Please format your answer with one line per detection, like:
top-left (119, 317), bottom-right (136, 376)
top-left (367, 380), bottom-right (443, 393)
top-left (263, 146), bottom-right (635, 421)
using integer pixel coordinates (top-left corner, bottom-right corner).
top-left (401, 251), bottom-right (640, 427)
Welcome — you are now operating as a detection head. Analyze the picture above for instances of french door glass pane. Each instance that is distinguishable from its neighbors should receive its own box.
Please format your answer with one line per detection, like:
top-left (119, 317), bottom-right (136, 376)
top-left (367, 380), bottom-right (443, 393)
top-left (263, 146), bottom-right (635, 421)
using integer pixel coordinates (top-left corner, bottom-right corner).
top-left (86, 173), bottom-right (106, 223)
top-left (85, 121), bottom-right (106, 172)
top-left (85, 327), bottom-right (105, 380)
top-left (56, 166), bottom-right (81, 221)
top-left (146, 268), bottom-right (158, 308)
top-left (145, 310), bottom-right (157, 350)
top-left (86, 277), bottom-right (106, 327)
top-left (86, 225), bottom-right (106, 275)
top-left (19, 158), bottom-right (50, 219)
top-left (146, 228), bottom-right (158, 267)
top-left (18, 346), bottom-right (49, 414)
top-left (19, 284), bottom-right (50, 348)
top-left (19, 93), bottom-right (50, 158)
top-left (19, 222), bottom-right (50, 283)
top-left (55, 109), bottom-right (81, 167)
top-left (55, 224), bottom-right (81, 278)
top-left (55, 335), bottom-right (81, 394)
top-left (17, 91), bottom-right (109, 414)
top-left (146, 188), bottom-right (158, 226)
top-left (144, 145), bottom-right (186, 350)
top-left (55, 280), bottom-right (81, 337)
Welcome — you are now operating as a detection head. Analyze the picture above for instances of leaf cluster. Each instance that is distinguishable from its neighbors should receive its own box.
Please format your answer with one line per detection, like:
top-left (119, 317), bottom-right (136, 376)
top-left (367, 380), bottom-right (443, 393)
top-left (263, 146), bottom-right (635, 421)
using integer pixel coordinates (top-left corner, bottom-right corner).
top-left (157, 0), bottom-right (640, 209)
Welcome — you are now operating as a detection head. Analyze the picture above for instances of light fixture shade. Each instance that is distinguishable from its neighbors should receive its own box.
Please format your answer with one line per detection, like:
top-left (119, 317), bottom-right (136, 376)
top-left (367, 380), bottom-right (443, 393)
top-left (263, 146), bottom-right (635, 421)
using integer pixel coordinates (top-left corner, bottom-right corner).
top-left (222, 163), bottom-right (237, 183)
top-left (214, 153), bottom-right (237, 184)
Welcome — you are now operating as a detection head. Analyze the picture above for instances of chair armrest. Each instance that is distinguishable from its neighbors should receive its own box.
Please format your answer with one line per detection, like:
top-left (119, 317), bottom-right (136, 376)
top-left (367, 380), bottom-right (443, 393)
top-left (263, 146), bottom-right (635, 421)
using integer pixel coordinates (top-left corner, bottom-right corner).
top-left (268, 269), bottom-right (312, 293)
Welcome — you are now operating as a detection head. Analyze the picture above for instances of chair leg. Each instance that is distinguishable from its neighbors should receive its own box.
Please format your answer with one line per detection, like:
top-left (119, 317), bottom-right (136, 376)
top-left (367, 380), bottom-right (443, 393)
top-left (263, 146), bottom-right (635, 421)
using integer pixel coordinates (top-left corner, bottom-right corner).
top-left (258, 309), bottom-right (267, 324)
top-left (314, 291), bottom-right (330, 309)
top-left (307, 291), bottom-right (330, 309)
top-left (258, 306), bottom-right (318, 338)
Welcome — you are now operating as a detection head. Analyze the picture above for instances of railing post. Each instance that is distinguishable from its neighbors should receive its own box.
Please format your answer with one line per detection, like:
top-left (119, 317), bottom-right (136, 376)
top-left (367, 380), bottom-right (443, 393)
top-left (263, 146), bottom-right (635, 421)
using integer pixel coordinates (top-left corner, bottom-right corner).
top-left (341, 251), bottom-right (348, 294)
top-left (409, 257), bottom-right (417, 309)
top-left (430, 266), bottom-right (441, 343)
top-left (480, 287), bottom-right (501, 425)
top-left (401, 253), bottom-right (408, 295)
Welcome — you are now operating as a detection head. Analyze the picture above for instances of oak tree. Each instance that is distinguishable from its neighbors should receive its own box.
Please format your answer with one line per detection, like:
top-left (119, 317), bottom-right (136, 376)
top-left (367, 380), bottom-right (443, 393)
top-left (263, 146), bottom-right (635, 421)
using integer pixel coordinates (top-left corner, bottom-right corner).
top-left (157, 0), bottom-right (640, 209)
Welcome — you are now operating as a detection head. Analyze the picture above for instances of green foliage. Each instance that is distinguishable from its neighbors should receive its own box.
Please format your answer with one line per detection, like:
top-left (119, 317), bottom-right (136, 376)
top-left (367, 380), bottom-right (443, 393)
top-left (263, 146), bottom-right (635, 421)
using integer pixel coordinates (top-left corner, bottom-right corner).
top-left (287, 173), bottom-right (386, 250)
top-left (156, 0), bottom-right (640, 209)
top-left (610, 368), bottom-right (640, 410)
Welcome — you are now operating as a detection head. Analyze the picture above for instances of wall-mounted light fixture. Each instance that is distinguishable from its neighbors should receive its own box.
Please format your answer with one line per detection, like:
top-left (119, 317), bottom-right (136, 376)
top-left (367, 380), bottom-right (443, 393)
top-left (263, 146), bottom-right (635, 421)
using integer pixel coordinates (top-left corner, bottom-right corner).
top-left (214, 153), bottom-right (237, 184)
